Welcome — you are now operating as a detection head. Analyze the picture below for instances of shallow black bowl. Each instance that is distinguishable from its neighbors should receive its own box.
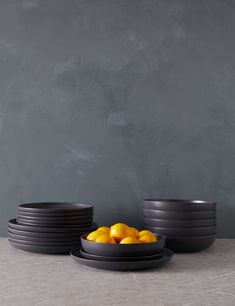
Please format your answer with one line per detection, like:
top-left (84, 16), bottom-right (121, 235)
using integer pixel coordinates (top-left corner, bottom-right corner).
top-left (9, 240), bottom-right (78, 254)
top-left (18, 202), bottom-right (93, 213)
top-left (8, 218), bottom-right (97, 233)
top-left (165, 235), bottom-right (216, 252)
top-left (144, 217), bottom-right (216, 228)
top-left (145, 225), bottom-right (216, 237)
top-left (80, 249), bottom-right (164, 261)
top-left (143, 209), bottom-right (216, 220)
top-left (71, 248), bottom-right (173, 271)
top-left (143, 199), bottom-right (216, 211)
top-left (81, 234), bottom-right (165, 257)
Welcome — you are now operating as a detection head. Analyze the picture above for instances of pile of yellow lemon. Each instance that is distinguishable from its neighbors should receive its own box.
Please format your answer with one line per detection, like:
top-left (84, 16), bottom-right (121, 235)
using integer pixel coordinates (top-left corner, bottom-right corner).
top-left (86, 223), bottom-right (157, 244)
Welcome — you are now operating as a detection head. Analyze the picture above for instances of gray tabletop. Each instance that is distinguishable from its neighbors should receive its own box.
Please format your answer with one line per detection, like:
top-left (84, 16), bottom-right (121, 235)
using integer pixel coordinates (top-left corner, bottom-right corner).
top-left (0, 238), bottom-right (234, 306)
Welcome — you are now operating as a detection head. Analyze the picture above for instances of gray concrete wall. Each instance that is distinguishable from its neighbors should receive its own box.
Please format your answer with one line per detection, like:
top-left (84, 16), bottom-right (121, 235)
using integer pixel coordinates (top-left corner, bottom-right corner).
top-left (0, 0), bottom-right (234, 237)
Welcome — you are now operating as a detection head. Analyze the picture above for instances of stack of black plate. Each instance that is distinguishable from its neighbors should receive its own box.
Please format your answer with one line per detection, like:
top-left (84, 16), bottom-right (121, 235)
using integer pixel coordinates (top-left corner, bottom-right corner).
top-left (8, 202), bottom-right (97, 254)
top-left (71, 234), bottom-right (174, 271)
top-left (143, 199), bottom-right (216, 252)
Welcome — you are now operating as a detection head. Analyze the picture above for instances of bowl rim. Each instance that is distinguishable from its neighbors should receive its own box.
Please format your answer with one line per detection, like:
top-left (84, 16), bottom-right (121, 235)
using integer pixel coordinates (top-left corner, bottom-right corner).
top-left (18, 202), bottom-right (93, 211)
top-left (144, 199), bottom-right (216, 204)
top-left (81, 233), bottom-right (165, 246)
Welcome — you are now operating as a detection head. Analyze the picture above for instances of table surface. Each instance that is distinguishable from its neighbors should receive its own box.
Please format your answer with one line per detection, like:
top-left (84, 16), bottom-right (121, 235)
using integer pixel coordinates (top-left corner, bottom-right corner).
top-left (0, 238), bottom-right (235, 306)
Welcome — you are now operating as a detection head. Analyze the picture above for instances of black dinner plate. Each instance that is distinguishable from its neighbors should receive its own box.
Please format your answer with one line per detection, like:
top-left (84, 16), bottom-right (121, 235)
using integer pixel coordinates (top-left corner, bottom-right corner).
top-left (16, 217), bottom-right (92, 227)
top-left (70, 248), bottom-right (173, 271)
top-left (18, 202), bottom-right (93, 213)
top-left (143, 209), bottom-right (216, 220)
top-left (8, 237), bottom-right (81, 246)
top-left (8, 219), bottom-right (97, 233)
top-left (8, 227), bottom-right (95, 238)
top-left (80, 249), bottom-right (164, 261)
top-left (144, 217), bottom-right (216, 228)
top-left (17, 214), bottom-right (93, 222)
top-left (143, 199), bottom-right (216, 211)
top-left (17, 210), bottom-right (93, 217)
top-left (9, 240), bottom-right (78, 254)
top-left (8, 231), bottom-right (82, 243)
top-left (146, 225), bottom-right (216, 237)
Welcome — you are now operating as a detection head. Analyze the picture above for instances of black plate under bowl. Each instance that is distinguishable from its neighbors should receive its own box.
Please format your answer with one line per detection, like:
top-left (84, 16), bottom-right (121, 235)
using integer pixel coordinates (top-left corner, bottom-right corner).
top-left (165, 235), bottom-right (216, 252)
top-left (17, 213), bottom-right (93, 222)
top-left (80, 249), bottom-right (164, 261)
top-left (9, 240), bottom-right (79, 254)
top-left (81, 234), bottom-right (165, 257)
top-left (16, 217), bottom-right (92, 228)
top-left (8, 219), bottom-right (97, 232)
top-left (8, 227), bottom-right (95, 238)
top-left (71, 248), bottom-right (173, 271)
top-left (18, 202), bottom-right (93, 213)
top-left (8, 237), bottom-right (81, 246)
top-left (143, 199), bottom-right (216, 211)
top-left (145, 225), bottom-right (216, 237)
top-left (143, 209), bottom-right (216, 220)
top-left (144, 217), bottom-right (216, 228)
top-left (8, 231), bottom-right (82, 243)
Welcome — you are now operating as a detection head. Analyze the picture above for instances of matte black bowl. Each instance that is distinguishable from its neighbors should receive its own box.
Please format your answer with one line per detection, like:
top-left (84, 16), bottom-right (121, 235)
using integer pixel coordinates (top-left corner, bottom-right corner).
top-left (145, 225), bottom-right (216, 237)
top-left (143, 199), bottom-right (216, 211)
top-left (143, 209), bottom-right (216, 220)
top-left (165, 235), bottom-right (216, 252)
top-left (81, 234), bottom-right (165, 257)
top-left (18, 202), bottom-right (93, 213)
top-left (17, 210), bottom-right (92, 217)
top-left (144, 217), bottom-right (216, 228)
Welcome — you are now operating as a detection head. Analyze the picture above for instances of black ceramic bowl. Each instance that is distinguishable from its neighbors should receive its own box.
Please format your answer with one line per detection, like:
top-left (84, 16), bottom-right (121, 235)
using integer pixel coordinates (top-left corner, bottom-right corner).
top-left (145, 225), bottom-right (216, 237)
top-left (165, 235), bottom-right (216, 252)
top-left (81, 234), bottom-right (165, 257)
top-left (144, 217), bottom-right (216, 228)
top-left (18, 202), bottom-right (93, 213)
top-left (143, 209), bottom-right (216, 220)
top-left (143, 199), bottom-right (216, 211)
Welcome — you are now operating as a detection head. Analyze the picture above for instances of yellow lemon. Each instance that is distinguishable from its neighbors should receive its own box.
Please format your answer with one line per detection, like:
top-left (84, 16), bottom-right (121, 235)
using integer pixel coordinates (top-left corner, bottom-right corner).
top-left (110, 223), bottom-right (129, 242)
top-left (86, 230), bottom-right (103, 242)
top-left (139, 234), bottom-right (157, 243)
top-left (97, 226), bottom-right (110, 234)
top-left (127, 227), bottom-right (139, 238)
top-left (120, 237), bottom-right (140, 244)
top-left (139, 230), bottom-right (155, 237)
top-left (95, 233), bottom-right (112, 244)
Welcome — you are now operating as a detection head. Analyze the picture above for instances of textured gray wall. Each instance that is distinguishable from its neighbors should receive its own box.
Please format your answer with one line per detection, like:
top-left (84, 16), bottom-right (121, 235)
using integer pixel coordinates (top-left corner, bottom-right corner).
top-left (0, 0), bottom-right (234, 237)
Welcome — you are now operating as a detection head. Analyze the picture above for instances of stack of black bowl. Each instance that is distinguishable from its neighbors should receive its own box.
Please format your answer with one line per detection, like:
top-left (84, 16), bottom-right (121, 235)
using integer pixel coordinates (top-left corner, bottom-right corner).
top-left (8, 202), bottom-right (97, 254)
top-left (143, 199), bottom-right (216, 252)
